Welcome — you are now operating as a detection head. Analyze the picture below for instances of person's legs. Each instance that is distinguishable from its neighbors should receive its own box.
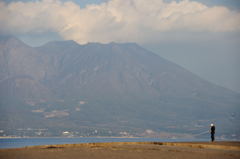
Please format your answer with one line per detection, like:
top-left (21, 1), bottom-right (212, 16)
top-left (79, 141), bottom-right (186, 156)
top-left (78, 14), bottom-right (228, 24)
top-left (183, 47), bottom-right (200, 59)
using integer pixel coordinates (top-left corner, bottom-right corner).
top-left (211, 133), bottom-right (214, 142)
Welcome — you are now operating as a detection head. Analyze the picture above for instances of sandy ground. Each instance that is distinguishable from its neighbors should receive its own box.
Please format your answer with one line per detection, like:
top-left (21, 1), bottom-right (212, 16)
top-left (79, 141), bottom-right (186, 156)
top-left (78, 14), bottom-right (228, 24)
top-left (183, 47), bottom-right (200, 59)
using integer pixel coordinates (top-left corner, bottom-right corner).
top-left (0, 141), bottom-right (240, 159)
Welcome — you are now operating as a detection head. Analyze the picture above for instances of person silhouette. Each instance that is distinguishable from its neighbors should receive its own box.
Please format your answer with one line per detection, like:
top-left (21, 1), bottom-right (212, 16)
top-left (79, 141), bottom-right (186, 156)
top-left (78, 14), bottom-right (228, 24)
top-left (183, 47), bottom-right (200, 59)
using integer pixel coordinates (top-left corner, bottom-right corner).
top-left (210, 123), bottom-right (215, 142)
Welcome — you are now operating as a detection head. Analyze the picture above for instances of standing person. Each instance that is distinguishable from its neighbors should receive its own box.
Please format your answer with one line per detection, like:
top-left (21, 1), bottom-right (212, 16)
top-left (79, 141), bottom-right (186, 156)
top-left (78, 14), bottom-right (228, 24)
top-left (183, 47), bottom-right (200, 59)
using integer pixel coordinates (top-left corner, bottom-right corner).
top-left (210, 123), bottom-right (215, 142)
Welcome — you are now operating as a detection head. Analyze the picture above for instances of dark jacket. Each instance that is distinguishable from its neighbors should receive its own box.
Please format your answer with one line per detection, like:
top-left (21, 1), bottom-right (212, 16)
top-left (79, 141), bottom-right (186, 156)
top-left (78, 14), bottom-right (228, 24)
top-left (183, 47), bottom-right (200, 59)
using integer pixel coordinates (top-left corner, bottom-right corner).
top-left (211, 126), bottom-right (215, 134)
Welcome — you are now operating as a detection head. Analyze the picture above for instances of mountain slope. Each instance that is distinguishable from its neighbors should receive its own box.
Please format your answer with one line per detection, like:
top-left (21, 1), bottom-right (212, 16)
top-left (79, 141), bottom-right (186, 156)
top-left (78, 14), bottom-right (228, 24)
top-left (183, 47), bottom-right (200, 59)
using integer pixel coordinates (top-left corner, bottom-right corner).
top-left (0, 36), bottom-right (239, 138)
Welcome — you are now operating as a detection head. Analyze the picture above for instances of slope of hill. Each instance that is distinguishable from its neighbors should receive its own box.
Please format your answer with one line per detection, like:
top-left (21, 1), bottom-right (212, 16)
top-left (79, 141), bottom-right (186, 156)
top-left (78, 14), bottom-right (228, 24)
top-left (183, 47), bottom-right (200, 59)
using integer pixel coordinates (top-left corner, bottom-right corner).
top-left (0, 36), bottom-right (239, 139)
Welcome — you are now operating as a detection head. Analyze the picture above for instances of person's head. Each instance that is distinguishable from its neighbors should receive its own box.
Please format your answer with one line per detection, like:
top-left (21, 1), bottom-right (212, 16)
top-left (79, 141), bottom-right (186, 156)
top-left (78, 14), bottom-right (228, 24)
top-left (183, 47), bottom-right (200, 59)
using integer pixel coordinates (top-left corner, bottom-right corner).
top-left (211, 123), bottom-right (214, 127)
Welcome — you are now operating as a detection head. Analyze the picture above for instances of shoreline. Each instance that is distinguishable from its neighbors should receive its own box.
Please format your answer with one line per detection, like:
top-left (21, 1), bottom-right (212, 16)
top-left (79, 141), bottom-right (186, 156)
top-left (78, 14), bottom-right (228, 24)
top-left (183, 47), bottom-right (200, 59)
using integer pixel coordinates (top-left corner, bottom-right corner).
top-left (1, 136), bottom-right (239, 149)
top-left (0, 136), bottom-right (141, 139)
top-left (1, 136), bottom-right (238, 140)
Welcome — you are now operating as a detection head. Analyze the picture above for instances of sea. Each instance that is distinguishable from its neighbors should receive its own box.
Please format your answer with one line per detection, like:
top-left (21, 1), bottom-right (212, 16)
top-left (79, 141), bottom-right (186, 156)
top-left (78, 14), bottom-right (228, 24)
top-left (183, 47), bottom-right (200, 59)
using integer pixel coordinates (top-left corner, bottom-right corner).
top-left (0, 137), bottom-right (207, 149)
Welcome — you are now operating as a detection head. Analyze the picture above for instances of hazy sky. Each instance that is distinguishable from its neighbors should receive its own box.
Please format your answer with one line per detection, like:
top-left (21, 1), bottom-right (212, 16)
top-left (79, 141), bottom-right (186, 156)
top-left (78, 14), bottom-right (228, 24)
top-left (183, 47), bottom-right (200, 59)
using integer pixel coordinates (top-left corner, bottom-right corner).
top-left (0, 0), bottom-right (240, 92)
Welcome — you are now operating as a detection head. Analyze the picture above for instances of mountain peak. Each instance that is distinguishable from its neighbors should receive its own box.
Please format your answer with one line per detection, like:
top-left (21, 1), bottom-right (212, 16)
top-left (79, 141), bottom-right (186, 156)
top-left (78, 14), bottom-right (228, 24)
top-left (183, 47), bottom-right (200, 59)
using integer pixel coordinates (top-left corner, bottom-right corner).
top-left (83, 41), bottom-right (139, 47)
top-left (1, 38), bottom-right (239, 138)
top-left (39, 40), bottom-right (142, 52)
top-left (0, 35), bottom-right (26, 47)
top-left (41, 40), bottom-right (80, 48)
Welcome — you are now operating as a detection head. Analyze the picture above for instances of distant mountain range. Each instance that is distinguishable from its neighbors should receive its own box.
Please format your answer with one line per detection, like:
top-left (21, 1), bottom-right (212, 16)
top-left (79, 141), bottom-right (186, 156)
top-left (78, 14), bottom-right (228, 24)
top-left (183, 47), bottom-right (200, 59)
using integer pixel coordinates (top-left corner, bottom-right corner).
top-left (0, 36), bottom-right (239, 139)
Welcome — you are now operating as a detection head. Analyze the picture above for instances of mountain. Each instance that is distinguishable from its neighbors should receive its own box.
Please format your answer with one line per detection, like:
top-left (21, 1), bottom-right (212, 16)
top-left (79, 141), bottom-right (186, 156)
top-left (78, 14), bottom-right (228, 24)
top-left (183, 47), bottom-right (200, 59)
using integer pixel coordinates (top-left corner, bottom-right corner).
top-left (0, 36), bottom-right (239, 139)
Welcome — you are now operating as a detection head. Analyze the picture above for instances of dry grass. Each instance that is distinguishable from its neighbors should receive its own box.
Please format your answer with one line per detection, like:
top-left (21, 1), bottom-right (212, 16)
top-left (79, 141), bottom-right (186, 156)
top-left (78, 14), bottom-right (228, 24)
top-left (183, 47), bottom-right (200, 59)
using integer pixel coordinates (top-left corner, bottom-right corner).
top-left (1, 141), bottom-right (240, 159)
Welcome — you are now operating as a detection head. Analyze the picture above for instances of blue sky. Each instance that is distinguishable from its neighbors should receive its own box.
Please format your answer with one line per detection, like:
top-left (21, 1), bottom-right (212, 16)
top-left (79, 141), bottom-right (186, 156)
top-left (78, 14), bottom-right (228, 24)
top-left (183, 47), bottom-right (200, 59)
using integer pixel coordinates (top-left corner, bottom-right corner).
top-left (1, 0), bottom-right (240, 92)
top-left (167, 0), bottom-right (240, 10)
top-left (3, 0), bottom-right (108, 7)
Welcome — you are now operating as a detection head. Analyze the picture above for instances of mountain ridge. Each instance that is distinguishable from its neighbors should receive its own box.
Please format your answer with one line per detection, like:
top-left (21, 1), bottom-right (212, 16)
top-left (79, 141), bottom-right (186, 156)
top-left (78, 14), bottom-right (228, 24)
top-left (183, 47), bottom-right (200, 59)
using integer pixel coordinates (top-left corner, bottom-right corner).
top-left (0, 36), bottom-right (239, 139)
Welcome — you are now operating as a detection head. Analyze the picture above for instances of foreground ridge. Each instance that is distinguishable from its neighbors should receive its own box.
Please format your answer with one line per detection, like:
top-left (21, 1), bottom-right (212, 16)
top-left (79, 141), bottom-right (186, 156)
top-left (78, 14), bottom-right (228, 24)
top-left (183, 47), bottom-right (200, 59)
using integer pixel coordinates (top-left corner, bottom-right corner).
top-left (1, 142), bottom-right (240, 159)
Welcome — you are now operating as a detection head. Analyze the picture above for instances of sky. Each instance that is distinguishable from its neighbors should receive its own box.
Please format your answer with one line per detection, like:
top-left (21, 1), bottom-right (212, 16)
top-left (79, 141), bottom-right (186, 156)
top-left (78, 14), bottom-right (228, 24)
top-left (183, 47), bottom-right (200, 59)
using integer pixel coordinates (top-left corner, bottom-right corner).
top-left (0, 0), bottom-right (240, 92)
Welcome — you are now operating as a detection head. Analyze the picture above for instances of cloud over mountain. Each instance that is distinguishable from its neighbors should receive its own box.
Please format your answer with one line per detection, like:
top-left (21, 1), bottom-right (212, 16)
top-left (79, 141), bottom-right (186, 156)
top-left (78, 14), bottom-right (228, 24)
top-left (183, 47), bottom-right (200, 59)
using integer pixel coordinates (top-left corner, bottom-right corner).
top-left (0, 0), bottom-right (240, 44)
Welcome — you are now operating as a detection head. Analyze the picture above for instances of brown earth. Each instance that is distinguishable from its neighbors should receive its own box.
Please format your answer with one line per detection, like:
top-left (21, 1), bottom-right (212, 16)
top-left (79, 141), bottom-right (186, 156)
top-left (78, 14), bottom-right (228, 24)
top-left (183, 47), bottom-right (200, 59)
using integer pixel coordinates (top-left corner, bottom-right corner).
top-left (0, 141), bottom-right (240, 159)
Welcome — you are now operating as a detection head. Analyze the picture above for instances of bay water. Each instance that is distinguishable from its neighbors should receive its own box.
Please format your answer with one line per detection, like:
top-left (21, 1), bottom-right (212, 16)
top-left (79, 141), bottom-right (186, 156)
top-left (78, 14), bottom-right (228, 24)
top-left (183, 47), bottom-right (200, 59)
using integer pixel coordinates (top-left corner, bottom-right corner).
top-left (0, 137), bottom-right (207, 149)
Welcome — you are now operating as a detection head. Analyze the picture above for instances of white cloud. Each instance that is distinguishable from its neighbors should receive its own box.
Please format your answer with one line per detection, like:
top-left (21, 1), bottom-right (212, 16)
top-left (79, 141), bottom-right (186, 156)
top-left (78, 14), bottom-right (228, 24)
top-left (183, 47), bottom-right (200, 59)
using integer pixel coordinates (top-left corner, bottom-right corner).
top-left (0, 0), bottom-right (240, 44)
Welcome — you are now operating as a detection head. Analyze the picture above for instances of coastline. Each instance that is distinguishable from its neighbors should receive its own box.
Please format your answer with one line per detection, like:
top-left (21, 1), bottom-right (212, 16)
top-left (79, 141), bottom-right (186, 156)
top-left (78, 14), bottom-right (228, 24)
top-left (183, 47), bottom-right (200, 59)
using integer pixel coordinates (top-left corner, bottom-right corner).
top-left (0, 136), bottom-right (140, 139)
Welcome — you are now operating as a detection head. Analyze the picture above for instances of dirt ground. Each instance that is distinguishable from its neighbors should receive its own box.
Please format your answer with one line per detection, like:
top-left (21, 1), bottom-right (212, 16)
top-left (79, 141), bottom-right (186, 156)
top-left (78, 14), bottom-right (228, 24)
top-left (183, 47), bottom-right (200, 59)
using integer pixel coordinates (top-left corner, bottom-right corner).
top-left (0, 141), bottom-right (240, 159)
